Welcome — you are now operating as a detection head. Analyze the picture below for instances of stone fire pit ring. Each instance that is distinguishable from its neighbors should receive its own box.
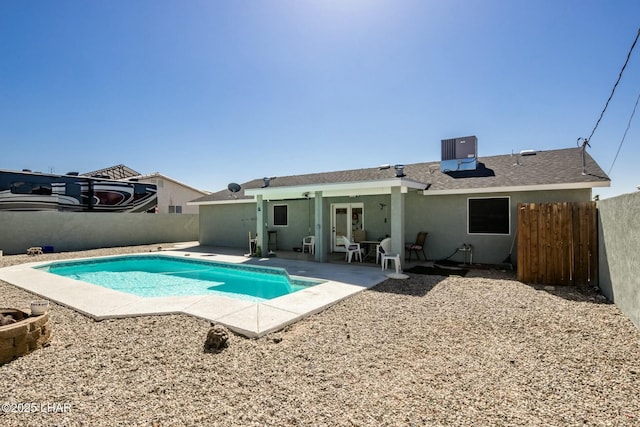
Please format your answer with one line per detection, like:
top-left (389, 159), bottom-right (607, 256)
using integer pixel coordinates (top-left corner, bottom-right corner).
top-left (0, 308), bottom-right (52, 365)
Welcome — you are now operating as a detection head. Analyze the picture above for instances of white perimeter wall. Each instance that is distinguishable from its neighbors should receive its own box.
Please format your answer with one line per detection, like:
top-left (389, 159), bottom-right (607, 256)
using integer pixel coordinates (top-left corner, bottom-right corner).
top-left (0, 212), bottom-right (198, 255)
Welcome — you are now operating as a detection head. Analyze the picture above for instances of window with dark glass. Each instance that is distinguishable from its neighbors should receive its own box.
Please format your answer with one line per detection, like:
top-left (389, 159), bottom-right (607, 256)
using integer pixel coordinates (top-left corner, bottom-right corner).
top-left (468, 197), bottom-right (510, 234)
top-left (11, 182), bottom-right (52, 195)
top-left (273, 205), bottom-right (288, 226)
top-left (65, 183), bottom-right (81, 199)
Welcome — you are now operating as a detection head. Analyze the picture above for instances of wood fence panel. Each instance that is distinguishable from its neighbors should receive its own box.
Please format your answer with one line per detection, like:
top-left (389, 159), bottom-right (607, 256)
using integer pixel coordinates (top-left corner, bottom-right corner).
top-left (574, 202), bottom-right (598, 285)
top-left (539, 203), bottom-right (549, 283)
top-left (549, 203), bottom-right (559, 284)
top-left (574, 203), bottom-right (585, 284)
top-left (559, 202), bottom-right (572, 285)
top-left (517, 202), bottom-right (597, 286)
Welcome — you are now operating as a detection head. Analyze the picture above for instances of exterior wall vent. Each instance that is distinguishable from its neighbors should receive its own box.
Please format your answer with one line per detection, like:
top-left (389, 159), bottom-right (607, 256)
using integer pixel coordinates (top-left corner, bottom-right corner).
top-left (440, 136), bottom-right (478, 172)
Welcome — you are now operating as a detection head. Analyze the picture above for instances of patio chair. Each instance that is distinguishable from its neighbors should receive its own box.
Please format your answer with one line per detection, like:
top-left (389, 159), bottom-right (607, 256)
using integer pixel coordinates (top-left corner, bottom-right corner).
top-left (338, 235), bottom-right (362, 263)
top-left (405, 231), bottom-right (428, 261)
top-left (302, 236), bottom-right (315, 254)
top-left (248, 232), bottom-right (257, 256)
top-left (378, 237), bottom-right (401, 271)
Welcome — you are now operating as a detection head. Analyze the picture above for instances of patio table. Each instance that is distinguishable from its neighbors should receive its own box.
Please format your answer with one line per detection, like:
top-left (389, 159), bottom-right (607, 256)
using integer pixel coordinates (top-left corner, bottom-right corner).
top-left (359, 240), bottom-right (382, 262)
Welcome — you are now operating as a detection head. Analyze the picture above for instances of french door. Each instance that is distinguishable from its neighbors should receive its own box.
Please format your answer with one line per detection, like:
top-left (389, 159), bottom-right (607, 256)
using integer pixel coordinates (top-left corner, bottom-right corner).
top-left (331, 203), bottom-right (364, 252)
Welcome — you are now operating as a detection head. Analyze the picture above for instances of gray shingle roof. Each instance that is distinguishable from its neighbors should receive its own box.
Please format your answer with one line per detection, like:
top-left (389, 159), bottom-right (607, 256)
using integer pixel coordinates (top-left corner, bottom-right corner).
top-left (191, 148), bottom-right (609, 203)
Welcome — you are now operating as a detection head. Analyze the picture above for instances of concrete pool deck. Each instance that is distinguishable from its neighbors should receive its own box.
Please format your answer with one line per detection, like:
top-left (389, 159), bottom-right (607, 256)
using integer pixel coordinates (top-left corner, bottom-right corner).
top-left (0, 248), bottom-right (390, 338)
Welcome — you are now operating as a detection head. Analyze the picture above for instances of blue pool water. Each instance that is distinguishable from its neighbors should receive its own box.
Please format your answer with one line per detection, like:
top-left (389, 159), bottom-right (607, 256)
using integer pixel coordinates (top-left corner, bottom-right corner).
top-left (36, 255), bottom-right (322, 302)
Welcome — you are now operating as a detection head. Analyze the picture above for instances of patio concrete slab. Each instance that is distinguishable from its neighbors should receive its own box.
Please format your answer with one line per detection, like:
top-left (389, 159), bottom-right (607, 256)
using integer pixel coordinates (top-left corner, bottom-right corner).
top-left (263, 280), bottom-right (364, 315)
top-left (0, 250), bottom-right (389, 337)
top-left (181, 295), bottom-right (256, 321)
top-left (212, 303), bottom-right (301, 338)
top-left (105, 295), bottom-right (208, 318)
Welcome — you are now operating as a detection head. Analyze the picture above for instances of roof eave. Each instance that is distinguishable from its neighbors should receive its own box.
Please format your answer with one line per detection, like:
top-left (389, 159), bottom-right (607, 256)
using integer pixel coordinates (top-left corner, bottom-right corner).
top-left (187, 198), bottom-right (255, 206)
top-left (244, 178), bottom-right (429, 200)
top-left (422, 181), bottom-right (610, 196)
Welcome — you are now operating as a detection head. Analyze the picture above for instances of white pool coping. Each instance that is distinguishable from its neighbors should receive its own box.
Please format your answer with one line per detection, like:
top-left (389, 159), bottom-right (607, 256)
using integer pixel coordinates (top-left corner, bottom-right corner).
top-left (0, 251), bottom-right (388, 338)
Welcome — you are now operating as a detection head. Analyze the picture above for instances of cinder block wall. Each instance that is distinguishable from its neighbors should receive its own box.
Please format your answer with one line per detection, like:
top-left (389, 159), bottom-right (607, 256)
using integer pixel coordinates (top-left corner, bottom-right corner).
top-left (598, 191), bottom-right (640, 329)
top-left (0, 212), bottom-right (199, 255)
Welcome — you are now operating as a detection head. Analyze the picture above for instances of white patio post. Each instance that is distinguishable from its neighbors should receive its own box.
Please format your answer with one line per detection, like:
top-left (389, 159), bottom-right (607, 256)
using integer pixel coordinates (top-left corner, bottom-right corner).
top-left (314, 191), bottom-right (326, 262)
top-left (255, 195), bottom-right (268, 256)
top-left (390, 186), bottom-right (405, 259)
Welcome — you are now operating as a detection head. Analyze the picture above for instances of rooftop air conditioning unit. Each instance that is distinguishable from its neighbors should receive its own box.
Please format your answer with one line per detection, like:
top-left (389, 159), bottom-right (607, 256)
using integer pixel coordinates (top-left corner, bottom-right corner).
top-left (440, 136), bottom-right (478, 172)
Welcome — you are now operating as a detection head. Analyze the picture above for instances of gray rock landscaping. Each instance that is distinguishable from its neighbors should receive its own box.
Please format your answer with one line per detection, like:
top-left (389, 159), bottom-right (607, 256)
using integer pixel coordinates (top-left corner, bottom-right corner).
top-left (0, 244), bottom-right (638, 426)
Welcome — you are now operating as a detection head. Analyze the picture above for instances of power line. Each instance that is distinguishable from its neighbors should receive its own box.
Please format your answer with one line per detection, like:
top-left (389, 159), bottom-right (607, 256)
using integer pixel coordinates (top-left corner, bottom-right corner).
top-left (608, 89), bottom-right (640, 175)
top-left (586, 27), bottom-right (640, 144)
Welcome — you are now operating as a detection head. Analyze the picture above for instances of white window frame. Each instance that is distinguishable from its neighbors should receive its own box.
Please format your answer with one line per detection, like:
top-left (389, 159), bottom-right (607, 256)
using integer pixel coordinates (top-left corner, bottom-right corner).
top-left (169, 205), bottom-right (183, 214)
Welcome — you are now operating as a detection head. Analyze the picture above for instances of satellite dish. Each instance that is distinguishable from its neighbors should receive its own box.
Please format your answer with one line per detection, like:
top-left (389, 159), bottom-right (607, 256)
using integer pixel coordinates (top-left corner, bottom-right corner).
top-left (227, 182), bottom-right (241, 193)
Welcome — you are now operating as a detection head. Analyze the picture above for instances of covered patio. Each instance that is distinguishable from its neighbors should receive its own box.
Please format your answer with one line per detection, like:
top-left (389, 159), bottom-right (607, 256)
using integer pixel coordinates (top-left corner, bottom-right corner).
top-left (193, 174), bottom-right (430, 265)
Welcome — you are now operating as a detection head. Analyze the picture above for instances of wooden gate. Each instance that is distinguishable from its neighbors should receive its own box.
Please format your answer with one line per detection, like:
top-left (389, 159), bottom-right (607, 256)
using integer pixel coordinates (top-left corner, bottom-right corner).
top-left (517, 202), bottom-right (597, 286)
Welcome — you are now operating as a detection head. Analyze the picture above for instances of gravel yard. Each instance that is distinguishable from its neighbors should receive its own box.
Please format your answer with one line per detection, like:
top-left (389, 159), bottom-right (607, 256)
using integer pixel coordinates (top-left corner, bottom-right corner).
top-left (1, 244), bottom-right (639, 426)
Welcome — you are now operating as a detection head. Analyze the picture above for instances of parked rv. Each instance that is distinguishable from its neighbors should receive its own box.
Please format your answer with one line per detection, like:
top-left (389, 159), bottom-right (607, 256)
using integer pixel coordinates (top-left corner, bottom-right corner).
top-left (0, 169), bottom-right (157, 212)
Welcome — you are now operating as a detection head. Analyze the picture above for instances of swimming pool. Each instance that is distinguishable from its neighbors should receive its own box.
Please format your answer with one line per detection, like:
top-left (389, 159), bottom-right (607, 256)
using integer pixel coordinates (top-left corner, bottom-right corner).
top-left (36, 255), bottom-right (323, 302)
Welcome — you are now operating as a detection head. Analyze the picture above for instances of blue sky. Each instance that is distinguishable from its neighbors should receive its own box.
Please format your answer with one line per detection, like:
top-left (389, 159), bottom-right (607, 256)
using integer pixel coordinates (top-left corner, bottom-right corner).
top-left (1, 0), bottom-right (639, 199)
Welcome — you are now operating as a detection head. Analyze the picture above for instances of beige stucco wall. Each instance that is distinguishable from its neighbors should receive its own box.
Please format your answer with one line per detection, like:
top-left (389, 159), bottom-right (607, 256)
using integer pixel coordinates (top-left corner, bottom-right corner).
top-left (0, 212), bottom-right (198, 255)
top-left (199, 203), bottom-right (257, 249)
top-left (198, 188), bottom-right (593, 265)
top-left (407, 188), bottom-right (593, 265)
top-left (137, 177), bottom-right (204, 214)
top-left (199, 199), bottom-right (318, 252)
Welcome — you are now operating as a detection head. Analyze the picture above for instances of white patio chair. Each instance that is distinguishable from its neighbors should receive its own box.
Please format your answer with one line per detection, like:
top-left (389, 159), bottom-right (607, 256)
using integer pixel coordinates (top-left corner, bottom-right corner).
top-left (378, 237), bottom-right (401, 271)
top-left (338, 235), bottom-right (362, 263)
top-left (302, 236), bottom-right (315, 254)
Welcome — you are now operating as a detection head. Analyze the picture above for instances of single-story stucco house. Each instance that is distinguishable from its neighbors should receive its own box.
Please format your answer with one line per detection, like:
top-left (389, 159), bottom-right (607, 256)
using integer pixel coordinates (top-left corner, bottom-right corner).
top-left (189, 143), bottom-right (610, 265)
